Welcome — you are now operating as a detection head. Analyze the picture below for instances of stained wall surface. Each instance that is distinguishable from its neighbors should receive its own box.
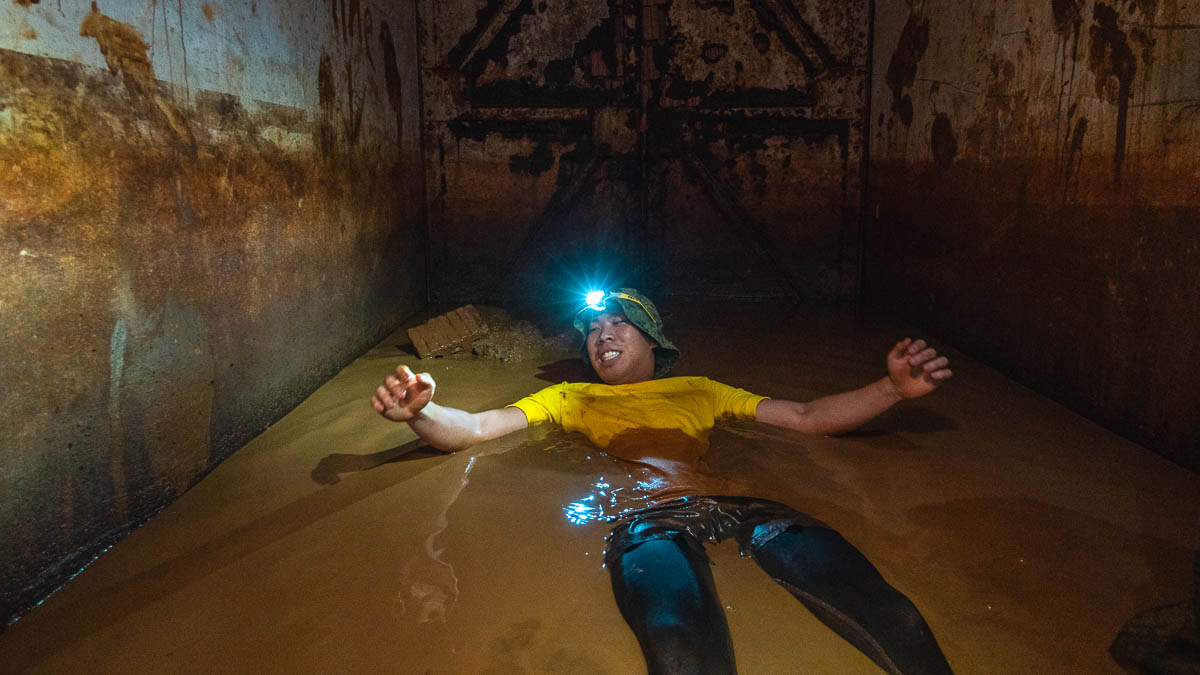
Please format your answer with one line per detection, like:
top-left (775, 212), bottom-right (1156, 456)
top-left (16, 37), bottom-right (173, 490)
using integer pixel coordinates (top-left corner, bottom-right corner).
top-left (418, 0), bottom-right (870, 306)
top-left (866, 0), bottom-right (1200, 470)
top-left (0, 0), bottom-right (425, 626)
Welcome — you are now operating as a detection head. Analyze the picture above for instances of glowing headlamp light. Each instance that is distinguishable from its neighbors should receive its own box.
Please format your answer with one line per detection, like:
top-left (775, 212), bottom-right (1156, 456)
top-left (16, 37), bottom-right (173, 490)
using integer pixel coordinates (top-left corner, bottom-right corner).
top-left (576, 290), bottom-right (659, 326)
top-left (584, 290), bottom-right (606, 310)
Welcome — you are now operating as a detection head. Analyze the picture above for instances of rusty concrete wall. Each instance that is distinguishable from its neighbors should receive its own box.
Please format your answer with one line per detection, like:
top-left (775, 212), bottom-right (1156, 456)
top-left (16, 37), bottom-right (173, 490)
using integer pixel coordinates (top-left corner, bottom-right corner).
top-left (418, 0), bottom-right (869, 307)
top-left (0, 0), bottom-right (425, 626)
top-left (866, 0), bottom-right (1200, 470)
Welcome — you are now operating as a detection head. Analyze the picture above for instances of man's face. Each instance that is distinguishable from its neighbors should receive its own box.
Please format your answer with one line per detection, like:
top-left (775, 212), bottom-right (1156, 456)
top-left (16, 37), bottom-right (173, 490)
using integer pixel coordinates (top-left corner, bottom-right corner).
top-left (586, 309), bottom-right (658, 385)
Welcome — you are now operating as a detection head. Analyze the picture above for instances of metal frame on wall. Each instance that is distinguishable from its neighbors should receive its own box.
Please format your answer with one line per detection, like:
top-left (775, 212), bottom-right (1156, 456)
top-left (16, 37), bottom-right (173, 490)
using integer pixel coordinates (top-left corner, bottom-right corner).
top-left (418, 0), bottom-right (869, 307)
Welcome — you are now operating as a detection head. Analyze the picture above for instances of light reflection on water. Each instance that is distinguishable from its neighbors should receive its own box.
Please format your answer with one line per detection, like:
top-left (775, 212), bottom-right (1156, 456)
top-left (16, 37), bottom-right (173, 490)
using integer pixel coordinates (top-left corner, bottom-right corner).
top-left (562, 493), bottom-right (602, 525)
top-left (401, 425), bottom-right (805, 624)
top-left (561, 465), bottom-right (672, 526)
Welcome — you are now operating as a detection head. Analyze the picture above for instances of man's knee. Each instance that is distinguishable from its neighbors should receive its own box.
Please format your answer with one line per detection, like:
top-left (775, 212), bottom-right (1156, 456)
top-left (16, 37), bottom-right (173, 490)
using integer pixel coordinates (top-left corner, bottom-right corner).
top-left (611, 538), bottom-right (710, 598)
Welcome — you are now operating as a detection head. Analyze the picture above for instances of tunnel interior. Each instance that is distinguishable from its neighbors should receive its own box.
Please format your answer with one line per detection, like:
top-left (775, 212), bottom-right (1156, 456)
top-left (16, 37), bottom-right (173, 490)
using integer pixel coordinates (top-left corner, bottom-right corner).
top-left (1, 0), bottom-right (1198, 668)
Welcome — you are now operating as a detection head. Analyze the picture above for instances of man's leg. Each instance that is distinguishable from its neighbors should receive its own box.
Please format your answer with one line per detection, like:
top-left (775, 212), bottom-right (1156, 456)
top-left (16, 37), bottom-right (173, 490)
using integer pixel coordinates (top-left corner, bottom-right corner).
top-left (609, 535), bottom-right (736, 675)
top-left (749, 525), bottom-right (953, 675)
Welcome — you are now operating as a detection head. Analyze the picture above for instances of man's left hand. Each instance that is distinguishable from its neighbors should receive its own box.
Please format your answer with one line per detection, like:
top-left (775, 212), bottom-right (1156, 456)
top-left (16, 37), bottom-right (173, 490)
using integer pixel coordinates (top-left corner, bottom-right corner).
top-left (887, 338), bottom-right (952, 399)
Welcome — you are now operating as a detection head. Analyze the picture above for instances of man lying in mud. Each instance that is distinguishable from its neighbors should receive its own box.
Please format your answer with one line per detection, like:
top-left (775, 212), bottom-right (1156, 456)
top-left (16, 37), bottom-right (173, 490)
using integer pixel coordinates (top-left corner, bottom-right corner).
top-left (371, 288), bottom-right (955, 675)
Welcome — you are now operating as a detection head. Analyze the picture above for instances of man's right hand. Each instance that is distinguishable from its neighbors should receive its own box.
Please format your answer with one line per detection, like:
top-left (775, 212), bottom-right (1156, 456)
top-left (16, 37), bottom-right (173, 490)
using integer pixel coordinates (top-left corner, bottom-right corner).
top-left (372, 365), bottom-right (435, 422)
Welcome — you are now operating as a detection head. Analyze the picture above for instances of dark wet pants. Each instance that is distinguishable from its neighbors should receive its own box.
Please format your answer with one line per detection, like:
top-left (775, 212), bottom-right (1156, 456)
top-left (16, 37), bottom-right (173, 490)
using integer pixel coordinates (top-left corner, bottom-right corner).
top-left (606, 496), bottom-right (954, 675)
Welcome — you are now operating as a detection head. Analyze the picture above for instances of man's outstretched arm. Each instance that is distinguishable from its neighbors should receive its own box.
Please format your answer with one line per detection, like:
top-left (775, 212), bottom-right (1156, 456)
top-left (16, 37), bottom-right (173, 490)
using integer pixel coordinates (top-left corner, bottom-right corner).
top-left (756, 338), bottom-right (952, 436)
top-left (371, 365), bottom-right (528, 451)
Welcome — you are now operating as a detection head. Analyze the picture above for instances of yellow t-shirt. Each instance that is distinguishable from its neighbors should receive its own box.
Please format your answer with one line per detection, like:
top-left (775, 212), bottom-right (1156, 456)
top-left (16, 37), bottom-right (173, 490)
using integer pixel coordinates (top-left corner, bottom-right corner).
top-left (508, 376), bottom-right (766, 465)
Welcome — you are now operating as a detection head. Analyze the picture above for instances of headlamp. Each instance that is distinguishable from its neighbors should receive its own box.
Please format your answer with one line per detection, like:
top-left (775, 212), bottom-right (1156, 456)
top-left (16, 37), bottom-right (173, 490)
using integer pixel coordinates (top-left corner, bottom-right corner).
top-left (576, 290), bottom-right (659, 326)
top-left (584, 290), bottom-right (606, 310)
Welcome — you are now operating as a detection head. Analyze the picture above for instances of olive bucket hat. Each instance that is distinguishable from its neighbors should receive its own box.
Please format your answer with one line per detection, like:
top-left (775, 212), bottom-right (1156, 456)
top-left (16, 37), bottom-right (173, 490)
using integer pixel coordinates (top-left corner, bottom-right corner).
top-left (572, 288), bottom-right (680, 378)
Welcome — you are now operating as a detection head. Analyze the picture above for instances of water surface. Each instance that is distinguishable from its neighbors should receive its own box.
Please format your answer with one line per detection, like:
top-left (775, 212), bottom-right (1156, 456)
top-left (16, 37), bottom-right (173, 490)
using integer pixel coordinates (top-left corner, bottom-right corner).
top-left (1, 306), bottom-right (1195, 674)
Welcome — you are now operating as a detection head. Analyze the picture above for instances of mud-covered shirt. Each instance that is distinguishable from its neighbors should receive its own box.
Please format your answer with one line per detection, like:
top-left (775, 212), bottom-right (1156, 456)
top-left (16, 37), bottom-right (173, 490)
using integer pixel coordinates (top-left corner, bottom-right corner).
top-left (508, 376), bottom-right (766, 466)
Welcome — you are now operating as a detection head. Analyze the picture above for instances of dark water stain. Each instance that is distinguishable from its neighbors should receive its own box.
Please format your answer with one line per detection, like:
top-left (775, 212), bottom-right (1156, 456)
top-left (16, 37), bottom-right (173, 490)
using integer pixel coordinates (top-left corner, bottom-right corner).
top-left (379, 21), bottom-right (403, 144)
top-left (1051, 0), bottom-right (1084, 38)
top-left (1052, 0), bottom-right (1083, 169)
top-left (930, 113), bottom-right (957, 169)
top-left (1088, 3), bottom-right (1136, 184)
top-left (1063, 116), bottom-right (1088, 202)
top-left (347, 0), bottom-right (360, 39)
top-left (319, 0), bottom-right (372, 149)
top-left (1066, 115), bottom-right (1088, 165)
top-left (341, 61), bottom-right (364, 148)
top-left (317, 52), bottom-right (336, 155)
top-left (885, 10), bottom-right (929, 127)
top-left (894, 96), bottom-right (914, 128)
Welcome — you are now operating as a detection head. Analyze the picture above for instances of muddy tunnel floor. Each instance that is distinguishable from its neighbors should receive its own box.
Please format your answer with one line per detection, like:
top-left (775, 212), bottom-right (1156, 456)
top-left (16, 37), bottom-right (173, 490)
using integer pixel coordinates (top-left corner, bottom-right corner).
top-left (1, 304), bottom-right (1196, 673)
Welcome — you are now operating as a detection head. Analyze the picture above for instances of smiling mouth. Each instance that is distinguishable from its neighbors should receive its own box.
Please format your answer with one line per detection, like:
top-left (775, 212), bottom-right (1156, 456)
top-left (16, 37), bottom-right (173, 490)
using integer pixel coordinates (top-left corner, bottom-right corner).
top-left (599, 350), bottom-right (621, 363)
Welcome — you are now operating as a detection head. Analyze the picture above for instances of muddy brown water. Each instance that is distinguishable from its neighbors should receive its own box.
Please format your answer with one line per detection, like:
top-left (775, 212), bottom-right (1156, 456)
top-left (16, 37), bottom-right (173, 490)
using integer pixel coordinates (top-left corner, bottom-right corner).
top-left (2, 305), bottom-right (1196, 673)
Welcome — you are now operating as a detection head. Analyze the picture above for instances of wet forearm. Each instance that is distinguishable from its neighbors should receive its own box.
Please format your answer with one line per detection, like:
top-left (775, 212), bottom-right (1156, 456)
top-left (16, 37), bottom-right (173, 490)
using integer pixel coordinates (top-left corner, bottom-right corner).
top-left (407, 403), bottom-right (528, 451)
top-left (801, 377), bottom-right (903, 434)
top-left (758, 377), bottom-right (903, 436)
top-left (407, 402), bottom-right (485, 451)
